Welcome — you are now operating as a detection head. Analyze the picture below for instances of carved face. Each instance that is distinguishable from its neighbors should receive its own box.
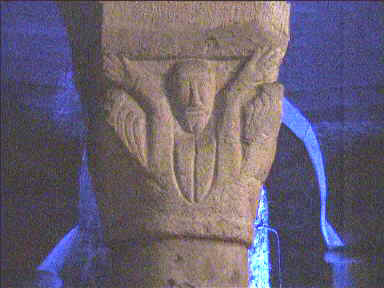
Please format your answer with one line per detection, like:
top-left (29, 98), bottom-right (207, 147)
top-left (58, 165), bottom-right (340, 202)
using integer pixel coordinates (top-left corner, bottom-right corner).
top-left (171, 60), bottom-right (216, 135)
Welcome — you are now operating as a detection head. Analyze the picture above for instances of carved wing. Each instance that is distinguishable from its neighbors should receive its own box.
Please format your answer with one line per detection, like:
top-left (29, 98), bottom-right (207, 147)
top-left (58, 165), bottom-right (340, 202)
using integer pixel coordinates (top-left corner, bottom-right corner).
top-left (104, 54), bottom-right (174, 182)
top-left (240, 82), bottom-right (283, 182)
top-left (242, 82), bottom-right (283, 144)
top-left (107, 89), bottom-right (148, 168)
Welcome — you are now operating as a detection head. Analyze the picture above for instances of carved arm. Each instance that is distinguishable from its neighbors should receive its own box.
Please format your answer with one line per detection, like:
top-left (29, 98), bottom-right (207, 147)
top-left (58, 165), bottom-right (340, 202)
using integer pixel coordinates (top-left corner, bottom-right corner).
top-left (226, 46), bottom-right (284, 101)
top-left (103, 53), bottom-right (170, 116)
top-left (241, 82), bottom-right (283, 183)
top-left (216, 47), bottom-right (283, 178)
top-left (103, 53), bottom-right (174, 178)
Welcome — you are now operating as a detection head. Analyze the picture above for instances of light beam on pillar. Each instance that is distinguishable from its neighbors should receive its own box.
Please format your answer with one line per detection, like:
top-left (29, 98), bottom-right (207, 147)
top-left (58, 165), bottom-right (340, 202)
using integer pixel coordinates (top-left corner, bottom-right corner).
top-left (249, 186), bottom-right (270, 288)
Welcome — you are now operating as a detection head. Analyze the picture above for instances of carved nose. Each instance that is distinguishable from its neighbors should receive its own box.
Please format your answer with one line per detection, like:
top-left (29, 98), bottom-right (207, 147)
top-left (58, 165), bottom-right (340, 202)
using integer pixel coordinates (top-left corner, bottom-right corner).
top-left (189, 82), bottom-right (203, 108)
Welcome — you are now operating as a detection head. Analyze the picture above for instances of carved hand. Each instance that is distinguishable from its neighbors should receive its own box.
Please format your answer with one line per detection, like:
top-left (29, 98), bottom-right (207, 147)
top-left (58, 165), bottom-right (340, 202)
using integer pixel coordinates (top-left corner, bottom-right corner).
top-left (103, 53), bottom-right (127, 87)
top-left (248, 46), bottom-right (284, 83)
top-left (227, 46), bottom-right (284, 100)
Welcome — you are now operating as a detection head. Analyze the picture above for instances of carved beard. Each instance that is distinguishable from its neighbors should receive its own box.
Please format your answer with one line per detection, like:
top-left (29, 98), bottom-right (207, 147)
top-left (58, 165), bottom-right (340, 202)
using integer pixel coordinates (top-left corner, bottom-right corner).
top-left (183, 107), bottom-right (210, 135)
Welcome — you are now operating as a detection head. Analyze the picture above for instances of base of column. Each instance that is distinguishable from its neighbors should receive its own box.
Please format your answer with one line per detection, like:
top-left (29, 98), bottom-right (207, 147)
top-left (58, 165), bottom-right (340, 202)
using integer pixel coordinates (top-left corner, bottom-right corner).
top-left (109, 238), bottom-right (249, 288)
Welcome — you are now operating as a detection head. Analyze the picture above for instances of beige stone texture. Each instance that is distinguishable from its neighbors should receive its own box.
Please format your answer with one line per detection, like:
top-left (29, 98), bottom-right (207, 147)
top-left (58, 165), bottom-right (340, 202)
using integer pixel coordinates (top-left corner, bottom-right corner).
top-left (88, 1), bottom-right (290, 286)
top-left (93, 55), bottom-right (284, 246)
top-left (110, 239), bottom-right (248, 287)
top-left (101, 1), bottom-right (290, 59)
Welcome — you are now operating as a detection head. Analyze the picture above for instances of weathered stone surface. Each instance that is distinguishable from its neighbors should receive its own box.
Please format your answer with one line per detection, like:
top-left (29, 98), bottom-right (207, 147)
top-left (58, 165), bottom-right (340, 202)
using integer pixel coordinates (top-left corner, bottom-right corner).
top-left (83, 2), bottom-right (290, 286)
top-left (95, 53), bottom-right (284, 246)
top-left (101, 2), bottom-right (289, 59)
top-left (111, 239), bottom-right (248, 288)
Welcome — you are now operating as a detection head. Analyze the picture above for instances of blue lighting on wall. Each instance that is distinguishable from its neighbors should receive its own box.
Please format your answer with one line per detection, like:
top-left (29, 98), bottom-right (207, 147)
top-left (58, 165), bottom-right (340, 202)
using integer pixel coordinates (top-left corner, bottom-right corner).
top-left (55, 71), bottom-right (81, 117)
top-left (38, 150), bottom-right (109, 285)
top-left (282, 98), bottom-right (344, 249)
top-left (324, 251), bottom-right (360, 288)
top-left (38, 225), bottom-right (80, 276)
top-left (248, 97), bottom-right (346, 287)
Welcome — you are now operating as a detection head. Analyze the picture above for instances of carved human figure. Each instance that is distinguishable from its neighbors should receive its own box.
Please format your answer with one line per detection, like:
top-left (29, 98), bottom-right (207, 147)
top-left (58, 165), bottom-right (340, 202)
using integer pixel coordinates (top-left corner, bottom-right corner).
top-left (104, 46), bottom-right (284, 205)
top-left (167, 59), bottom-right (217, 203)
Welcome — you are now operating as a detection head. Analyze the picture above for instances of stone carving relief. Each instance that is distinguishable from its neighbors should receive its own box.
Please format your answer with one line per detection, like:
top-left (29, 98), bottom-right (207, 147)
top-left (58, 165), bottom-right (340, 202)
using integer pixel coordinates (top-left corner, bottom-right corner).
top-left (103, 46), bottom-right (284, 205)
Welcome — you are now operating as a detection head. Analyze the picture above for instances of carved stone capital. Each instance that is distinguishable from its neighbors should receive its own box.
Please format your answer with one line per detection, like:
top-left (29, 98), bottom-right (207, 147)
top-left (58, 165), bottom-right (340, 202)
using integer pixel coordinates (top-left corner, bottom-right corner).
top-left (96, 55), bottom-right (284, 245)
top-left (84, 2), bottom-right (290, 287)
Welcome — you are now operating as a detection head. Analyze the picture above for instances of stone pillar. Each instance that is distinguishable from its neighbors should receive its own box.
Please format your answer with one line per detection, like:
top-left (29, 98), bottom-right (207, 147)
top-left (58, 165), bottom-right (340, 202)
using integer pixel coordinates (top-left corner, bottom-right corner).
top-left (68, 2), bottom-right (290, 287)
